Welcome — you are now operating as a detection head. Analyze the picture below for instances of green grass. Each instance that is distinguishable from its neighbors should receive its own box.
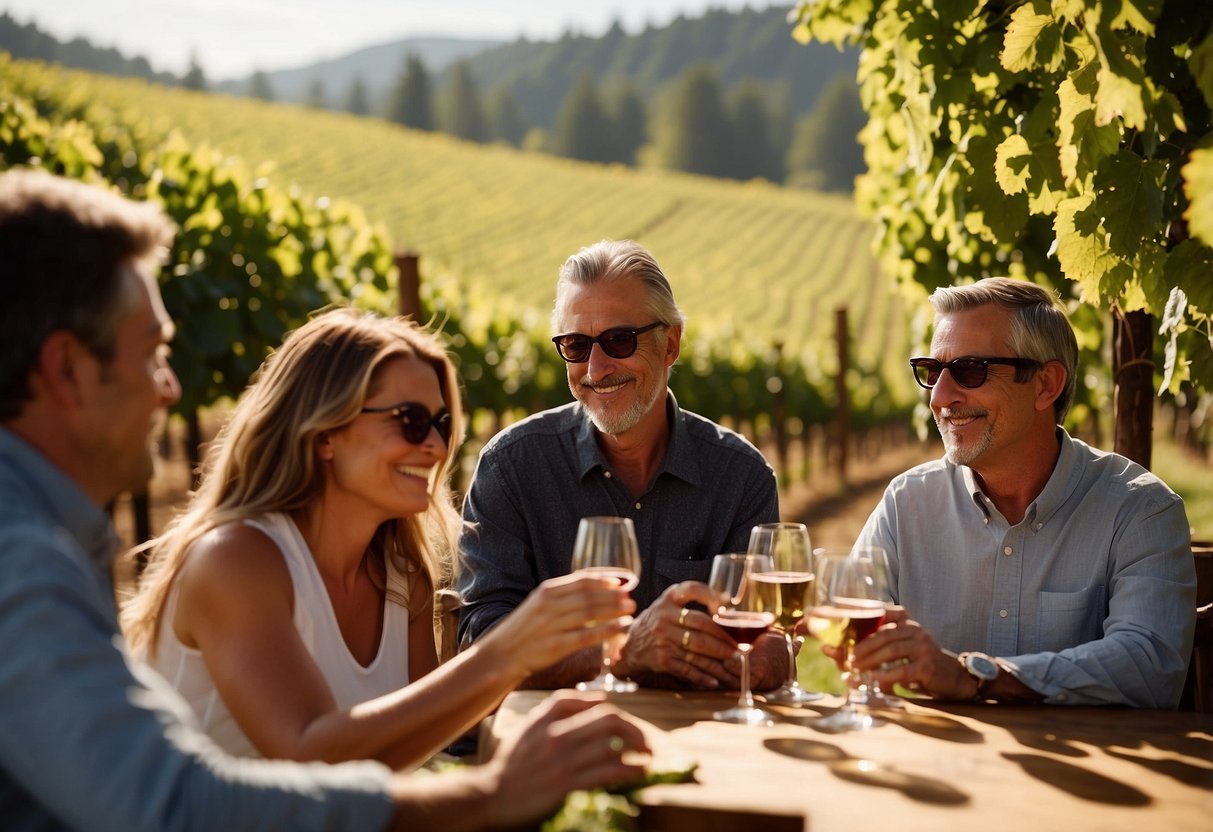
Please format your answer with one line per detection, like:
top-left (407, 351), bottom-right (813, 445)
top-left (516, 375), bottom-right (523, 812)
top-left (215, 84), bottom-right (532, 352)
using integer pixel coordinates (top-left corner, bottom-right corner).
top-left (1150, 437), bottom-right (1213, 542)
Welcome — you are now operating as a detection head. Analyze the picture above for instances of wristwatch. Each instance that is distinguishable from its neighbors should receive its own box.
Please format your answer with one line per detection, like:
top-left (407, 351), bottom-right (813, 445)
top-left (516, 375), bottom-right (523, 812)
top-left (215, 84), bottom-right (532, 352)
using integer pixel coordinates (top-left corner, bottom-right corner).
top-left (958, 652), bottom-right (999, 701)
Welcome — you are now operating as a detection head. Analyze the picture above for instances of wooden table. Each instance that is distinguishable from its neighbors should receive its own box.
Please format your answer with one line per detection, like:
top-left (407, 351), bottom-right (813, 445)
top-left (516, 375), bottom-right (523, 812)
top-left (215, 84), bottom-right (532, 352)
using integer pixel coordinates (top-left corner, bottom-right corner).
top-left (483, 689), bottom-right (1213, 831)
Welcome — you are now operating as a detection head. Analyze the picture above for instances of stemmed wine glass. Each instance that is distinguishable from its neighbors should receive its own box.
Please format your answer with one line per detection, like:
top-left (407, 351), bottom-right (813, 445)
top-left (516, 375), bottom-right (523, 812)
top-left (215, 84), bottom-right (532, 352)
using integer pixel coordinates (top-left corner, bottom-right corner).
top-left (570, 516), bottom-right (642, 693)
top-left (709, 552), bottom-right (776, 726)
top-left (748, 522), bottom-right (823, 705)
top-left (852, 545), bottom-right (905, 710)
top-left (810, 549), bottom-right (888, 732)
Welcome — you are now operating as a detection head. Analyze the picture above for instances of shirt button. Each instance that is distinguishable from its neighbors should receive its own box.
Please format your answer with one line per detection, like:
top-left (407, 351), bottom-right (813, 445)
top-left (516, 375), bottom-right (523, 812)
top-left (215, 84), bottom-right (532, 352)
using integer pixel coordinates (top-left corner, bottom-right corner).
top-left (1035, 523), bottom-right (1043, 531)
top-left (634, 502), bottom-right (641, 510)
top-left (604, 471), bottom-right (612, 479)
top-left (999, 609), bottom-right (1008, 618)
top-left (1003, 546), bottom-right (1013, 556)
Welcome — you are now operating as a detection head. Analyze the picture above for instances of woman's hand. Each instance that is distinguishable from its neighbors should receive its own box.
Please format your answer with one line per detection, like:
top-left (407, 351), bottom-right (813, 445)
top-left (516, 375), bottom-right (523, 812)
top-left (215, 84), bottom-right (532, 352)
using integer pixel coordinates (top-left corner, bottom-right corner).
top-left (484, 572), bottom-right (637, 679)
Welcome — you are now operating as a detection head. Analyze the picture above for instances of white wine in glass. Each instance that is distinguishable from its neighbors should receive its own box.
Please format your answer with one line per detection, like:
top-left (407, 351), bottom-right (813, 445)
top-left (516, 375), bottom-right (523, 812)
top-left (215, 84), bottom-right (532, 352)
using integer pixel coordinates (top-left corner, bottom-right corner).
top-left (709, 553), bottom-right (776, 726)
top-left (570, 516), bottom-right (641, 693)
top-left (748, 522), bottom-right (823, 705)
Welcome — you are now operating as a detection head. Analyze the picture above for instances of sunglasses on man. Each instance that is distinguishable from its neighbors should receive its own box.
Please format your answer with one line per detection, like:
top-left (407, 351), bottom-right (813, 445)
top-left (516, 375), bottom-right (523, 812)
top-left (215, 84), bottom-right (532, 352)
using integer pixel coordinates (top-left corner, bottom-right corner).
top-left (909, 356), bottom-right (1042, 390)
top-left (360, 401), bottom-right (452, 445)
top-left (551, 321), bottom-right (666, 363)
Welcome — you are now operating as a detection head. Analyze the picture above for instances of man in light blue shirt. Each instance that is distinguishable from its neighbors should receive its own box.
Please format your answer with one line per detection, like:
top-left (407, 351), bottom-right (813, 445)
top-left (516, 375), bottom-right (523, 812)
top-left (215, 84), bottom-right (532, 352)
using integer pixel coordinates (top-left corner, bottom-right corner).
top-left (854, 278), bottom-right (1195, 707)
top-left (0, 169), bottom-right (646, 830)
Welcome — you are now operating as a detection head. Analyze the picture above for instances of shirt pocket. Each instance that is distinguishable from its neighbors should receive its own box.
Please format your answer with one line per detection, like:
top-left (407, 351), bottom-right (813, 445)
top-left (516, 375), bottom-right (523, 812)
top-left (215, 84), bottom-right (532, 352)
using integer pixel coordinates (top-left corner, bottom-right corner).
top-left (1035, 585), bottom-right (1105, 653)
top-left (653, 557), bottom-right (712, 590)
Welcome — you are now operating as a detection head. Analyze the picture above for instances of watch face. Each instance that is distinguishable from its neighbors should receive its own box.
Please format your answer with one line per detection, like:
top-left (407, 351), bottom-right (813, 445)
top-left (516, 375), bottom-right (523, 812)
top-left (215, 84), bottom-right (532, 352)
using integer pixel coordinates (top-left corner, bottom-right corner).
top-left (965, 654), bottom-right (999, 681)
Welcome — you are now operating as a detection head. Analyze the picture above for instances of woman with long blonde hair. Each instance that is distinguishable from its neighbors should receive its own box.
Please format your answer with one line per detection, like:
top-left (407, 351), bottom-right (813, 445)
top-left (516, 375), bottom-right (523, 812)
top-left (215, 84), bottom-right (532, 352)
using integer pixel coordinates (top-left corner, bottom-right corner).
top-left (123, 308), bottom-right (633, 768)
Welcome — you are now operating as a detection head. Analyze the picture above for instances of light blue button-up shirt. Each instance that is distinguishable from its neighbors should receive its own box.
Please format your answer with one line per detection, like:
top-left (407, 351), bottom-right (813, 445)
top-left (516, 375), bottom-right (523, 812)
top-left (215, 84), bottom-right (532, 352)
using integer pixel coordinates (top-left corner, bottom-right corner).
top-left (858, 428), bottom-right (1196, 707)
top-left (0, 428), bottom-right (395, 831)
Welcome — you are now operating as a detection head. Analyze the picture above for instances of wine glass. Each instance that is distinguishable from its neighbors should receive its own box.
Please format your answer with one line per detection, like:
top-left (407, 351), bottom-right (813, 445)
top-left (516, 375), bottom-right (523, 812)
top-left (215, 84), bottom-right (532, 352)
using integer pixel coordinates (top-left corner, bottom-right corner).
top-left (811, 550), bottom-right (888, 732)
top-left (748, 522), bottom-right (823, 705)
top-left (852, 545), bottom-right (905, 710)
top-left (709, 552), bottom-right (776, 726)
top-left (570, 516), bottom-right (642, 693)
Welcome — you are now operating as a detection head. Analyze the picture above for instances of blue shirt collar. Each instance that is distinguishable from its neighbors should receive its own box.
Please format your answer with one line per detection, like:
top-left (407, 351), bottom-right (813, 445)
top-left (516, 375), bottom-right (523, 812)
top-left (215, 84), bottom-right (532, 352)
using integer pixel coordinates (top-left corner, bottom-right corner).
top-left (0, 427), bottom-right (120, 570)
top-left (961, 426), bottom-right (1078, 526)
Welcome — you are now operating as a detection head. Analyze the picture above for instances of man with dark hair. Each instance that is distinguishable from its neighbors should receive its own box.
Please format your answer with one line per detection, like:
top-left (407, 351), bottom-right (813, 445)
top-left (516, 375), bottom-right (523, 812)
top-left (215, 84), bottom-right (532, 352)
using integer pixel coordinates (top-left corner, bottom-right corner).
top-left (459, 239), bottom-right (784, 691)
top-left (853, 277), bottom-right (1195, 707)
top-left (0, 169), bottom-right (646, 831)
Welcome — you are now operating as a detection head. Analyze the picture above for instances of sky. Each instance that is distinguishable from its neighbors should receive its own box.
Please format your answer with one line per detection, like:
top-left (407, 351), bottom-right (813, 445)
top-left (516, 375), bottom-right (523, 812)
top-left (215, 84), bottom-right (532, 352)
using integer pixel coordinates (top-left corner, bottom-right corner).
top-left (3, 1), bottom-right (783, 81)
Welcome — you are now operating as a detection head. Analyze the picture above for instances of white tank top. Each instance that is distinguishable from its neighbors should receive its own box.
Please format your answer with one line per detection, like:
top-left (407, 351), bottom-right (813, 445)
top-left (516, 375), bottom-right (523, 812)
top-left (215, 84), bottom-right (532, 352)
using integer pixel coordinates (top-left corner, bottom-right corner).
top-left (152, 512), bottom-right (412, 757)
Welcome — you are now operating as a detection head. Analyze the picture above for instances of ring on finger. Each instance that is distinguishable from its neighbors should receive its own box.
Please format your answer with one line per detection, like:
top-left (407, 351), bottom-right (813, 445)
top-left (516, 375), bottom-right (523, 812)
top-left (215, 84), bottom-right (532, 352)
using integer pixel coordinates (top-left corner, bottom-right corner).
top-left (678, 606), bottom-right (690, 627)
top-left (681, 629), bottom-right (691, 649)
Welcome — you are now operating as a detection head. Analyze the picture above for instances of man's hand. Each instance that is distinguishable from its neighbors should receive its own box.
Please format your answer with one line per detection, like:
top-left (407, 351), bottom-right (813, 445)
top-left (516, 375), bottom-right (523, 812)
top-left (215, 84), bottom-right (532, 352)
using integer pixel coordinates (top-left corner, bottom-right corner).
top-left (614, 581), bottom-right (740, 689)
top-left (849, 608), bottom-right (975, 700)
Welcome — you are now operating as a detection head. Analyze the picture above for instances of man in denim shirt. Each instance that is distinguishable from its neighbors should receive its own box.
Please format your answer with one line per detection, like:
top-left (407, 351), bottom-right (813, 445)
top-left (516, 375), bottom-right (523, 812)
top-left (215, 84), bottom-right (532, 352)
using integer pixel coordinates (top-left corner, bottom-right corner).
top-left (458, 240), bottom-right (783, 691)
top-left (0, 170), bottom-right (646, 831)
top-left (852, 278), bottom-right (1195, 707)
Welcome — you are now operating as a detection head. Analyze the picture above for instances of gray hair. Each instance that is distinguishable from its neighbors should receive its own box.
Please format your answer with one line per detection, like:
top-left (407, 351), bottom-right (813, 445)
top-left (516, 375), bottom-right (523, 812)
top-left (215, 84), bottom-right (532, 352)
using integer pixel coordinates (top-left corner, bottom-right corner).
top-left (552, 239), bottom-right (686, 333)
top-left (929, 277), bottom-right (1078, 423)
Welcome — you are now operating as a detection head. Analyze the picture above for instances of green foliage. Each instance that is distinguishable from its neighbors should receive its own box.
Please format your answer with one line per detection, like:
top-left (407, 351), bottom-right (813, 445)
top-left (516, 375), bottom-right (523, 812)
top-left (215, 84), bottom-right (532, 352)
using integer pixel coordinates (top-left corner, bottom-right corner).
top-left (441, 60), bottom-right (487, 143)
top-left (388, 54), bottom-right (435, 131)
top-left (791, 0), bottom-right (1213, 396)
top-left (2, 56), bottom-right (921, 441)
top-left (552, 74), bottom-right (615, 163)
top-left (656, 65), bottom-right (733, 177)
top-left (786, 73), bottom-right (866, 191)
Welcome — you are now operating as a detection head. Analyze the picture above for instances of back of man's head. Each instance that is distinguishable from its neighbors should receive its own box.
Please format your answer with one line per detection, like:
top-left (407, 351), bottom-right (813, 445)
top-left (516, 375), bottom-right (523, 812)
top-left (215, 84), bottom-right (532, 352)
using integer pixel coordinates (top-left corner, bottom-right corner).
top-left (0, 170), bottom-right (174, 420)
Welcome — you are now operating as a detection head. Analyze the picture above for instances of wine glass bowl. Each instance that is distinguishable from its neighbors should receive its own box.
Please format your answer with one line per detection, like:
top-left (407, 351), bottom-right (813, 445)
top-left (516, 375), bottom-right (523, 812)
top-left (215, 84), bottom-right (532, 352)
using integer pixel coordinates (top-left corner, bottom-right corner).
top-left (747, 522), bottom-right (823, 705)
top-left (570, 516), bottom-right (641, 694)
top-left (809, 547), bottom-right (889, 732)
top-left (709, 553), bottom-right (776, 726)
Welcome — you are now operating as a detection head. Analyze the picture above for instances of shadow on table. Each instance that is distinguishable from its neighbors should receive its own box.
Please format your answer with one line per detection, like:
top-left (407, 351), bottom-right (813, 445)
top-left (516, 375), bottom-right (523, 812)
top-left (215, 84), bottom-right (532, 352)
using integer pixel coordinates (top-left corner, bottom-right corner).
top-left (1001, 753), bottom-right (1150, 805)
top-left (762, 737), bottom-right (970, 806)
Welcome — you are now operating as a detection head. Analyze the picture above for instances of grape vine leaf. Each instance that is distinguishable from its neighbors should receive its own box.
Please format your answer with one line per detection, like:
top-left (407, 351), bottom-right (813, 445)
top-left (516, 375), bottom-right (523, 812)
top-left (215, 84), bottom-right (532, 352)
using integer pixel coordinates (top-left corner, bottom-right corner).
top-left (1002, 2), bottom-right (1063, 74)
top-left (1093, 150), bottom-right (1165, 256)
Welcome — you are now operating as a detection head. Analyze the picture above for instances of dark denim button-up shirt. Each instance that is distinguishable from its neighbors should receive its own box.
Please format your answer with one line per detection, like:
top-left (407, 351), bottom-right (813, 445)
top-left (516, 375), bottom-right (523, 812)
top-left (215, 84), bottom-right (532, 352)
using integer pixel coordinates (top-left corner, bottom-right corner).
top-left (458, 393), bottom-right (779, 644)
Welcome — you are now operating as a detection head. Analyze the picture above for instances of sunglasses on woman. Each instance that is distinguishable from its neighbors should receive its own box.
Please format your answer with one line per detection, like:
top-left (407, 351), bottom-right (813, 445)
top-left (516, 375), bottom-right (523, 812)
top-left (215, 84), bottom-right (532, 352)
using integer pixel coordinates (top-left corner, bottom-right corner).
top-left (909, 356), bottom-right (1042, 389)
top-left (551, 321), bottom-right (666, 363)
top-left (360, 401), bottom-right (452, 445)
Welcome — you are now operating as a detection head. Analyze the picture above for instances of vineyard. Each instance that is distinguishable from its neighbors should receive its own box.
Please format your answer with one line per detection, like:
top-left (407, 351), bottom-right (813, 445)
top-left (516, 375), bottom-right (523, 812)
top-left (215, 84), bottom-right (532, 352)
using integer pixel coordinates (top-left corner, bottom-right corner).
top-left (2, 56), bottom-right (924, 485)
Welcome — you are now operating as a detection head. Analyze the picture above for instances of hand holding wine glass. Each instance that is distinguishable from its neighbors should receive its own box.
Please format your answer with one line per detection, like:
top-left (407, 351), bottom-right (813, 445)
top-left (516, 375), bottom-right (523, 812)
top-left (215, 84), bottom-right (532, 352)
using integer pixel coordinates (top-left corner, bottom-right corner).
top-left (570, 516), bottom-right (642, 693)
top-left (748, 522), bottom-right (823, 705)
top-left (709, 553), bottom-right (776, 726)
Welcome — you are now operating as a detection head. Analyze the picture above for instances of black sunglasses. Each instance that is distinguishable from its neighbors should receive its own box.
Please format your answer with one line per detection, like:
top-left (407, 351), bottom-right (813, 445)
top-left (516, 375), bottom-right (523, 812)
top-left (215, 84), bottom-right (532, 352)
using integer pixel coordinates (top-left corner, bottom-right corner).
top-left (909, 356), bottom-right (1042, 390)
top-left (360, 401), bottom-right (452, 445)
top-left (551, 321), bottom-right (666, 363)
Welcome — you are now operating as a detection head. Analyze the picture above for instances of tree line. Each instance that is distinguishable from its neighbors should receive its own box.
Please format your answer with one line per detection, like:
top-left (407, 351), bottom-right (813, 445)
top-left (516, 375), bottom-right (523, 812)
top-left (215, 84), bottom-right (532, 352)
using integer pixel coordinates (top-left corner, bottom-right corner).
top-left (256, 53), bottom-right (866, 191)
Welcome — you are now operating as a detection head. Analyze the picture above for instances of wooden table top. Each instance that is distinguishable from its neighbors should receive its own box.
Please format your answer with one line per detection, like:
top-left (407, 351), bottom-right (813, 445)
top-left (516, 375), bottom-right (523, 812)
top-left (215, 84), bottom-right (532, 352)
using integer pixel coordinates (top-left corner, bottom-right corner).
top-left (483, 689), bottom-right (1213, 832)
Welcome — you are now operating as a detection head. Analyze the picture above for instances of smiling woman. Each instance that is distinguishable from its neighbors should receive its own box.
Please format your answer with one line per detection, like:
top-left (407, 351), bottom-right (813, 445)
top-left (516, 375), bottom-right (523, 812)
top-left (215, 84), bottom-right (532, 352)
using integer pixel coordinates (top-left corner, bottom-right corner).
top-left (119, 307), bottom-right (638, 769)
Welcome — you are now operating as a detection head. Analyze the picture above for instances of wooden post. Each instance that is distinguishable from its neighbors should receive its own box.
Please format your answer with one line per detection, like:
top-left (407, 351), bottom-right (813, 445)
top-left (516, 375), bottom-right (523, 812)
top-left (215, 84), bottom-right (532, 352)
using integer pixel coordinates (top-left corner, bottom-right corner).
top-left (1113, 308), bottom-right (1154, 469)
top-left (395, 251), bottom-right (421, 320)
top-left (834, 307), bottom-right (849, 482)
top-left (771, 340), bottom-right (789, 486)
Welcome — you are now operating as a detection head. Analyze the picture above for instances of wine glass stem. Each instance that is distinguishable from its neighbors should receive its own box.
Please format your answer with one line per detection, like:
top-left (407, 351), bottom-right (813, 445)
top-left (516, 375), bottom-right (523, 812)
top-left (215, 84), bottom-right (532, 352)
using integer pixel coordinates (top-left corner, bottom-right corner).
top-left (599, 640), bottom-right (613, 678)
top-left (738, 650), bottom-right (754, 709)
top-left (784, 631), bottom-right (799, 688)
top-left (844, 648), bottom-right (867, 716)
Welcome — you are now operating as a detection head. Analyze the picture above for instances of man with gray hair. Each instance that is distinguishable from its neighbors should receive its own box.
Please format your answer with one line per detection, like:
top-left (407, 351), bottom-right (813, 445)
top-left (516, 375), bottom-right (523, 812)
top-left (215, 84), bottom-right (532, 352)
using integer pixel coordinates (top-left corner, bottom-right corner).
top-left (852, 277), bottom-right (1195, 707)
top-left (458, 239), bottom-right (783, 691)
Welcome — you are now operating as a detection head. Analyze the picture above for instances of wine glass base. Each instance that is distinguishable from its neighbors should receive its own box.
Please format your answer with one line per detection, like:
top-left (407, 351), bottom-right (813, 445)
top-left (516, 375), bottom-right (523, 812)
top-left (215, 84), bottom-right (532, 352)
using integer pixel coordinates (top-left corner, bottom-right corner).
top-left (812, 708), bottom-right (882, 733)
top-left (576, 673), bottom-right (638, 693)
top-left (760, 684), bottom-right (825, 705)
top-left (713, 706), bottom-right (776, 726)
top-left (865, 691), bottom-right (906, 710)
